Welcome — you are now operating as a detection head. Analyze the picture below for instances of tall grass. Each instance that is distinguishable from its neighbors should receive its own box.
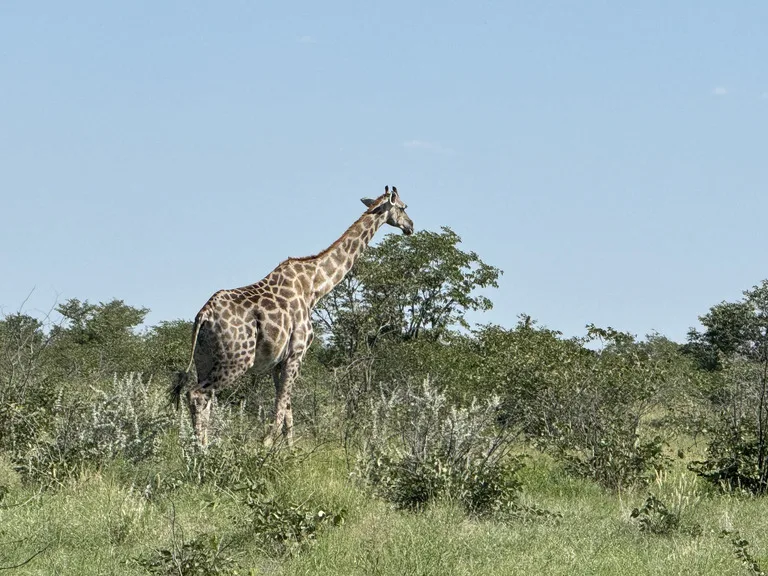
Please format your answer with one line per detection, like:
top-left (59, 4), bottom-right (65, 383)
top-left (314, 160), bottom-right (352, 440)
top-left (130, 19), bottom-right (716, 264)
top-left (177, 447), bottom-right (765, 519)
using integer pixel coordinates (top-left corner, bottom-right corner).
top-left (3, 436), bottom-right (768, 575)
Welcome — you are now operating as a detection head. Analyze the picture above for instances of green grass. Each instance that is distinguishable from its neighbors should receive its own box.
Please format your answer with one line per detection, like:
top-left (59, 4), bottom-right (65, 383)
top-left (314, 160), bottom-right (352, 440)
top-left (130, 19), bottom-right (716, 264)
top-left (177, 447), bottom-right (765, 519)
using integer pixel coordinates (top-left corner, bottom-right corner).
top-left (2, 442), bottom-right (768, 576)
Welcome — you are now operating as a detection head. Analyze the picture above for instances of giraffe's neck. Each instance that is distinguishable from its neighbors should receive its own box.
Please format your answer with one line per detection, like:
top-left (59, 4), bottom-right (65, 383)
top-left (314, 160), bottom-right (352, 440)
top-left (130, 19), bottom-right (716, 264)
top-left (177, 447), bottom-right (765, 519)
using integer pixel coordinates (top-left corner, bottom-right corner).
top-left (306, 210), bottom-right (387, 307)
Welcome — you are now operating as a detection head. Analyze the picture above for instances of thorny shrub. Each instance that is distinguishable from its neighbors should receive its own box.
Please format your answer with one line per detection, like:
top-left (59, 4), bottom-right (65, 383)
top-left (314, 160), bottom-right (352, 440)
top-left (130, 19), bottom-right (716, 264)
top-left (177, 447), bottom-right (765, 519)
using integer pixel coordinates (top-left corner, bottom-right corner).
top-left (356, 378), bottom-right (547, 519)
top-left (18, 373), bottom-right (172, 485)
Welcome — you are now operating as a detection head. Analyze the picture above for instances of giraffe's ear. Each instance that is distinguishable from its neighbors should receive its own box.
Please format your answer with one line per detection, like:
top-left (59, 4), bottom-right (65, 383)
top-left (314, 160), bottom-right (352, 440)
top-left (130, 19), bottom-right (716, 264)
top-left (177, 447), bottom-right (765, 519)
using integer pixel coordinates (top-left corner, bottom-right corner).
top-left (361, 197), bottom-right (376, 208)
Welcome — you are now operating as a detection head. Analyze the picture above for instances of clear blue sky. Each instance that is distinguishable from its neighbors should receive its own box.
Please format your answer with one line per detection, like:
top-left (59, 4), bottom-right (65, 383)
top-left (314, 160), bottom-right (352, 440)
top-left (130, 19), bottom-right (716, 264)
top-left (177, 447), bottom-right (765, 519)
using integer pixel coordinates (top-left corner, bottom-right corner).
top-left (2, 2), bottom-right (766, 342)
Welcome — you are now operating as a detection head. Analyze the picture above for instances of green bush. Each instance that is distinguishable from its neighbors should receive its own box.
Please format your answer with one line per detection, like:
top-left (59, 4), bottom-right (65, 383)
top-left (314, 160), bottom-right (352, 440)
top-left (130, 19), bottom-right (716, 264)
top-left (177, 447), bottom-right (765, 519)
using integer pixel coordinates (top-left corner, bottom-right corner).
top-left (242, 478), bottom-right (346, 557)
top-left (139, 533), bottom-right (239, 576)
top-left (175, 430), bottom-right (291, 490)
top-left (476, 324), bottom-right (674, 490)
top-left (689, 358), bottom-right (768, 494)
top-left (686, 281), bottom-right (768, 495)
top-left (630, 494), bottom-right (702, 537)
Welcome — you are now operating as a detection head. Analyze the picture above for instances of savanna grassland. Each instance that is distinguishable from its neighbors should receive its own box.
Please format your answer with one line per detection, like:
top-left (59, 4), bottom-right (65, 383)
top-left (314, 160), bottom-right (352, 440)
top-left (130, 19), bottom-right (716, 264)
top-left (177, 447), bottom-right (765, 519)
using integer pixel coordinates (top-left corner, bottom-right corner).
top-left (3, 228), bottom-right (768, 575)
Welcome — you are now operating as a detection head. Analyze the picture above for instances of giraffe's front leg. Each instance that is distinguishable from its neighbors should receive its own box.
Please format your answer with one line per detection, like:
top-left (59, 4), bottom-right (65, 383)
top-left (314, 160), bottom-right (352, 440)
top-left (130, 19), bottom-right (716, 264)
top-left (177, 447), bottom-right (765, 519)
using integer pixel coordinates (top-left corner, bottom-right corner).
top-left (265, 364), bottom-right (283, 448)
top-left (280, 358), bottom-right (301, 445)
top-left (269, 357), bottom-right (302, 447)
top-left (268, 323), bottom-right (311, 448)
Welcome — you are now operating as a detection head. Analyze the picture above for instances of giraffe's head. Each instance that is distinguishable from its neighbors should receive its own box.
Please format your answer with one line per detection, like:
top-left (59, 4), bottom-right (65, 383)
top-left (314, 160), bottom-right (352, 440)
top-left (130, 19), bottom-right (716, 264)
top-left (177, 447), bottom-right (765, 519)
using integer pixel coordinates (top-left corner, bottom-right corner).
top-left (361, 186), bottom-right (414, 236)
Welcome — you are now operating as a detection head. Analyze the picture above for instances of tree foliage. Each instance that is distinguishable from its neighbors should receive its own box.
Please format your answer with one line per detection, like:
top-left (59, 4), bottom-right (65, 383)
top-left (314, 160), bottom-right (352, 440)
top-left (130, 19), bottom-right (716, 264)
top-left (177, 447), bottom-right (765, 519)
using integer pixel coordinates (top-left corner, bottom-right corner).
top-left (685, 282), bottom-right (768, 371)
top-left (315, 227), bottom-right (501, 360)
top-left (688, 281), bottom-right (768, 493)
top-left (49, 298), bottom-right (149, 376)
top-left (467, 320), bottom-right (673, 490)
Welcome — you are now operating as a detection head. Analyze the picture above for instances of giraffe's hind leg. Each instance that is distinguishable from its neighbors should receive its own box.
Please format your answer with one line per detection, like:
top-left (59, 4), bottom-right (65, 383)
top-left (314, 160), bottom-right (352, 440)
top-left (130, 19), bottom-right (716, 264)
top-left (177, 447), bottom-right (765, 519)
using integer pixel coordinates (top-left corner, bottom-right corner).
top-left (187, 362), bottom-right (246, 447)
top-left (187, 387), bottom-right (214, 447)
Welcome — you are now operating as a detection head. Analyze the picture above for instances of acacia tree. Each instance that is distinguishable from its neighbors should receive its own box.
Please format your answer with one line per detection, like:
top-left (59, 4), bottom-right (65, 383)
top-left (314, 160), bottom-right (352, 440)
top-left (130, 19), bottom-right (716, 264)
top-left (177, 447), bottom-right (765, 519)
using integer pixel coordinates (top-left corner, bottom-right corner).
top-left (143, 319), bottom-right (194, 375)
top-left (314, 226), bottom-right (501, 360)
top-left (684, 300), bottom-right (756, 371)
top-left (49, 299), bottom-right (149, 377)
top-left (310, 227), bottom-right (500, 443)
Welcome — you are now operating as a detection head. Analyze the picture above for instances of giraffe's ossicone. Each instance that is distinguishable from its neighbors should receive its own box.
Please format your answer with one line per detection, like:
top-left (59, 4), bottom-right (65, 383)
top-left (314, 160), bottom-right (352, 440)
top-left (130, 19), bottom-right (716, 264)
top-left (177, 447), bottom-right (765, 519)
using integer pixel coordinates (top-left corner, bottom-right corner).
top-left (171, 186), bottom-right (414, 447)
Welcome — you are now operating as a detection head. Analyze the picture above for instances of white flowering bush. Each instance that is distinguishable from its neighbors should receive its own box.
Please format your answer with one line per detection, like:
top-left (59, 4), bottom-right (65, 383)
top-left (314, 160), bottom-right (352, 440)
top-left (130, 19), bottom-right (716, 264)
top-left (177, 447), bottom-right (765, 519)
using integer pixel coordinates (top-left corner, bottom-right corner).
top-left (21, 373), bottom-right (172, 483)
top-left (356, 378), bottom-right (525, 516)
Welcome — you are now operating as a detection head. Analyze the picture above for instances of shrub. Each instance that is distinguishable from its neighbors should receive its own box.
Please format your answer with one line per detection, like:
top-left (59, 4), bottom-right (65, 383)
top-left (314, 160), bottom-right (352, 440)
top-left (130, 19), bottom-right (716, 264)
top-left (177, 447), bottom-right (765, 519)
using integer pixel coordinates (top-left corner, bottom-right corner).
top-left (689, 357), bottom-right (768, 494)
top-left (0, 313), bottom-right (56, 460)
top-left (185, 400), bottom-right (294, 485)
top-left (479, 324), bottom-right (673, 491)
top-left (242, 479), bottom-right (345, 557)
top-left (686, 281), bottom-right (768, 495)
top-left (631, 495), bottom-right (682, 535)
top-left (357, 378), bottom-right (527, 517)
top-left (139, 533), bottom-right (239, 576)
top-left (18, 373), bottom-right (172, 484)
top-left (0, 453), bottom-right (21, 494)
top-left (630, 494), bottom-right (702, 537)
top-left (630, 472), bottom-right (702, 536)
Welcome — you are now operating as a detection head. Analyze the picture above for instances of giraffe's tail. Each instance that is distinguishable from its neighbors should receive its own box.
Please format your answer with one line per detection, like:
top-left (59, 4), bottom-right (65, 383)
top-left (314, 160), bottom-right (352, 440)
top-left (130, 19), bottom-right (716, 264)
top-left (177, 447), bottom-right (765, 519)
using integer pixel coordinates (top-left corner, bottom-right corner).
top-left (169, 371), bottom-right (190, 411)
top-left (169, 309), bottom-right (206, 411)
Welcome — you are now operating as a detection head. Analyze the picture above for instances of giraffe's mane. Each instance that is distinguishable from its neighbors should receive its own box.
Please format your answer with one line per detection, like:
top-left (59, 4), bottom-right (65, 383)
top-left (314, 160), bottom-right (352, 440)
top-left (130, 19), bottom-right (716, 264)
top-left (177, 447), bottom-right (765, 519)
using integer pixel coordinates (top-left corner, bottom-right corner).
top-left (280, 193), bottom-right (389, 264)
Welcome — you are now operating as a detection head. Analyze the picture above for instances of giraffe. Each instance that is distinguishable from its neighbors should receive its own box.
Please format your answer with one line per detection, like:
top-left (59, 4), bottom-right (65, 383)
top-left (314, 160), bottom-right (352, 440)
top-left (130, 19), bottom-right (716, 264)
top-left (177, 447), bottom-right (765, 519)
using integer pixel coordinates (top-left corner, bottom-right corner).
top-left (171, 186), bottom-right (414, 447)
